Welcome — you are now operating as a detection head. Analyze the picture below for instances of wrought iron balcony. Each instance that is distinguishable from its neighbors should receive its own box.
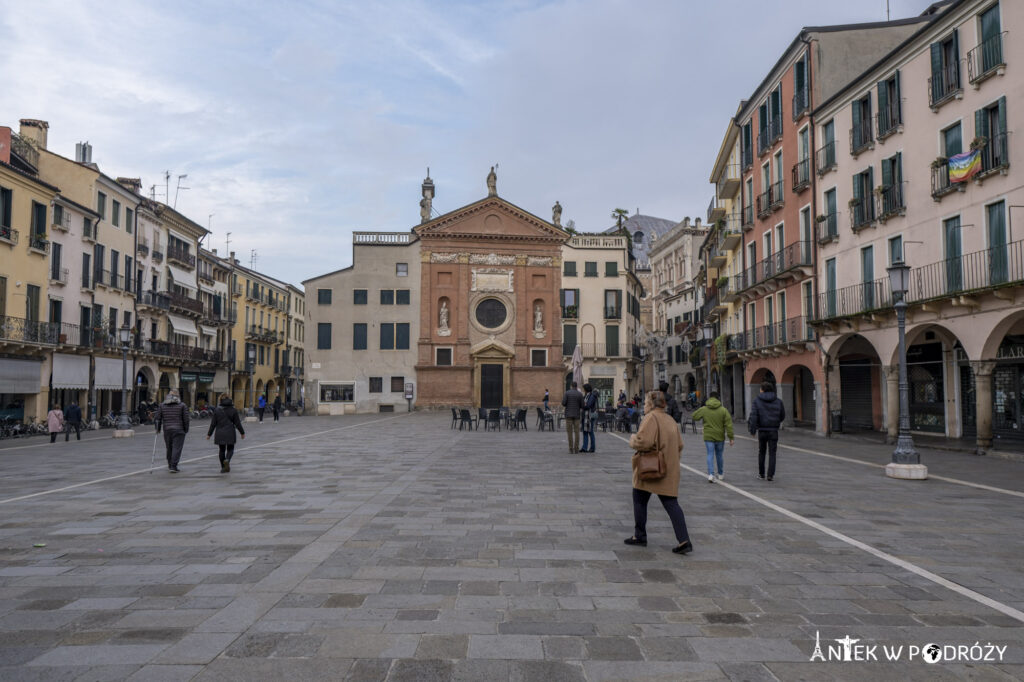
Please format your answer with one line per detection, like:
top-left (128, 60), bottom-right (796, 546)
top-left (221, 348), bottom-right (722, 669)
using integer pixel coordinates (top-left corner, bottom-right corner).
top-left (816, 213), bottom-right (839, 245)
top-left (137, 290), bottom-right (171, 310)
top-left (978, 132), bottom-right (1010, 177)
top-left (167, 244), bottom-right (196, 268)
top-left (850, 118), bottom-right (874, 156)
top-left (561, 342), bottom-right (637, 359)
top-left (741, 146), bottom-right (753, 171)
top-left (912, 239), bottom-right (1024, 302)
top-left (716, 163), bottom-right (742, 198)
top-left (28, 234), bottom-right (49, 254)
top-left (707, 196), bottom-right (725, 224)
top-left (10, 133), bottom-right (39, 170)
top-left (769, 180), bottom-right (784, 211)
top-left (561, 305), bottom-right (578, 320)
top-left (742, 204), bottom-right (754, 231)
top-left (876, 102), bottom-right (902, 140)
top-left (245, 324), bottom-right (281, 344)
top-left (967, 32), bottom-right (1006, 85)
top-left (167, 290), bottom-right (204, 315)
top-left (792, 88), bottom-right (809, 120)
top-left (875, 182), bottom-right (906, 221)
top-left (930, 160), bottom-right (958, 199)
top-left (732, 316), bottom-right (814, 352)
top-left (928, 62), bottom-right (961, 109)
top-left (152, 248), bottom-right (163, 263)
top-left (849, 197), bottom-right (875, 231)
top-left (95, 270), bottom-right (125, 289)
top-left (0, 225), bottom-right (18, 245)
top-left (737, 240), bottom-right (813, 292)
top-left (756, 188), bottom-right (772, 219)
top-left (791, 159), bottom-right (811, 193)
top-left (815, 141), bottom-right (836, 175)
top-left (49, 267), bottom-right (69, 285)
top-left (136, 239), bottom-right (149, 256)
top-left (82, 220), bottom-right (96, 242)
top-left (0, 315), bottom-right (60, 345)
top-left (604, 306), bottom-right (621, 320)
top-left (815, 278), bottom-right (892, 321)
top-left (148, 339), bottom-right (222, 363)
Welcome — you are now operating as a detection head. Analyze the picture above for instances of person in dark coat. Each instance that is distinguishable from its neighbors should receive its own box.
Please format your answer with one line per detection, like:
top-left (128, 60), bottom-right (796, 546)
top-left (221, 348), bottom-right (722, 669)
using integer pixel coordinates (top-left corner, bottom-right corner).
top-left (561, 382), bottom-right (584, 454)
top-left (64, 401), bottom-right (82, 441)
top-left (272, 395), bottom-right (282, 422)
top-left (748, 381), bottom-right (785, 481)
top-left (155, 391), bottom-right (190, 473)
top-left (580, 383), bottom-right (598, 453)
top-left (207, 394), bottom-right (245, 473)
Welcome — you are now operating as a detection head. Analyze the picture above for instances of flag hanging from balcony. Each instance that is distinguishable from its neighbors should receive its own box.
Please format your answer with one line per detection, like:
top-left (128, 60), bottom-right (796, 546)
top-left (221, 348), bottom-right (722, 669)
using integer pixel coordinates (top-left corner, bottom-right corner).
top-left (948, 149), bottom-right (981, 183)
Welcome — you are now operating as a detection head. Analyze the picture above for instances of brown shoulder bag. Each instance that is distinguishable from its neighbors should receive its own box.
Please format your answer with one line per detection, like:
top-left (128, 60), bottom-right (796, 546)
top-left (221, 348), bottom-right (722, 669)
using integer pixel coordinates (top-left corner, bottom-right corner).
top-left (632, 416), bottom-right (666, 481)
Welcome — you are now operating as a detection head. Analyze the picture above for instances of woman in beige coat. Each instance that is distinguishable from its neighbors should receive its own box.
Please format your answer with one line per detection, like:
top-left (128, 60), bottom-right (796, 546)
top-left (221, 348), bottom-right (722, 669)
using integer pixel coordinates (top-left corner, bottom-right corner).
top-left (625, 391), bottom-right (692, 554)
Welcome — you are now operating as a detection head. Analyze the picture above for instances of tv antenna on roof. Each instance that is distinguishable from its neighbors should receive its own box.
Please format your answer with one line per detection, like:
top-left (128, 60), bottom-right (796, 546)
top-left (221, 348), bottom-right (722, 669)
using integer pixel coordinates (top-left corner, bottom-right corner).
top-left (173, 174), bottom-right (189, 209)
top-left (250, 249), bottom-right (258, 269)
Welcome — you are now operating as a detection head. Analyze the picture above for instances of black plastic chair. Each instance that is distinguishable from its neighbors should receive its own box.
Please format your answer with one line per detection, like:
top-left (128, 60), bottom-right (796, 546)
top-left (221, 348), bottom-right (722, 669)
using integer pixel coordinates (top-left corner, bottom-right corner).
top-left (459, 409), bottom-right (477, 431)
top-left (477, 408), bottom-right (487, 430)
top-left (511, 408), bottom-right (528, 431)
top-left (536, 407), bottom-right (554, 431)
top-left (485, 409), bottom-right (502, 431)
top-left (499, 406), bottom-right (511, 429)
top-left (450, 407), bottom-right (459, 429)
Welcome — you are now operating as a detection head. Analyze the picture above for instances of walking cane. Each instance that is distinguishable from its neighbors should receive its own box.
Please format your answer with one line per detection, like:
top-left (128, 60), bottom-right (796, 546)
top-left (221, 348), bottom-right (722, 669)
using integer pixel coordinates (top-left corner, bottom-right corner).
top-left (149, 432), bottom-right (159, 474)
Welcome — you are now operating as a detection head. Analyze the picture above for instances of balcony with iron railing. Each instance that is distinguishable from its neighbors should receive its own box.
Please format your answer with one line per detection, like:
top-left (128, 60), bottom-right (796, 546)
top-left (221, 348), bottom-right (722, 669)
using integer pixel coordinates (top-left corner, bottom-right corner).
top-left (791, 158), bottom-right (811, 193)
top-left (792, 88), bottom-right (809, 120)
top-left (561, 305), bottom-right (578, 320)
top-left (28, 234), bottom-right (49, 254)
top-left (167, 290), bottom-right (204, 316)
top-left (876, 102), bottom-right (902, 140)
top-left (95, 269), bottom-right (125, 290)
top-left (167, 244), bottom-right (196, 269)
top-left (978, 131), bottom-right (1010, 178)
top-left (1, 225), bottom-right (19, 246)
top-left (148, 339), bottom-right (223, 363)
top-left (719, 213), bottom-right (742, 250)
top-left (816, 212), bottom-right (839, 245)
top-left (604, 306), bottom-right (621, 320)
top-left (769, 180), bottom-right (784, 211)
top-left (198, 267), bottom-right (215, 285)
top-left (741, 146), bottom-right (753, 171)
top-left (716, 162), bottom-right (742, 198)
top-left (561, 342), bottom-right (640, 359)
top-left (707, 196), bottom-right (726, 224)
top-left (152, 246), bottom-right (163, 263)
top-left (876, 182), bottom-right (906, 221)
top-left (849, 196), bottom-right (875, 231)
top-left (718, 276), bottom-right (738, 303)
top-left (742, 204), bottom-right (754, 231)
top-left (756, 188), bottom-right (772, 219)
top-left (967, 32), bottom-right (1006, 85)
top-left (815, 277), bottom-right (892, 321)
top-left (0, 315), bottom-right (59, 346)
top-left (137, 290), bottom-right (171, 310)
top-left (928, 62), bottom-right (961, 109)
top-left (815, 141), bottom-right (836, 175)
top-left (49, 267), bottom-right (69, 286)
top-left (246, 325), bottom-right (282, 344)
top-left (930, 159), bottom-right (959, 199)
top-left (850, 117), bottom-right (874, 156)
top-left (731, 316), bottom-right (814, 352)
top-left (737, 240), bottom-right (813, 292)
top-left (10, 132), bottom-right (39, 170)
top-left (757, 117), bottom-right (783, 156)
top-left (81, 219), bottom-right (97, 243)
top-left (232, 281), bottom-right (243, 296)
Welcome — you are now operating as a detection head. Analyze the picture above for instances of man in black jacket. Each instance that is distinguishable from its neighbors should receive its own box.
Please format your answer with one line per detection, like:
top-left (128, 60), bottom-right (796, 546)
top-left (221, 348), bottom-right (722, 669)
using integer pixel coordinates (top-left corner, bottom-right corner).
top-left (748, 381), bottom-right (785, 481)
top-left (561, 382), bottom-right (584, 454)
top-left (155, 391), bottom-right (190, 473)
top-left (64, 401), bottom-right (82, 441)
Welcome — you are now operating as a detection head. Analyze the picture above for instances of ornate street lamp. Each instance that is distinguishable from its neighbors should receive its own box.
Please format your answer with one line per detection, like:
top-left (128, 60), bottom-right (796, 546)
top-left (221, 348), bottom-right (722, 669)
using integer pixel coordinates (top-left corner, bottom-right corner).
top-left (114, 323), bottom-right (133, 434)
top-left (885, 261), bottom-right (927, 480)
top-left (247, 345), bottom-right (257, 417)
top-left (702, 322), bottom-right (714, 403)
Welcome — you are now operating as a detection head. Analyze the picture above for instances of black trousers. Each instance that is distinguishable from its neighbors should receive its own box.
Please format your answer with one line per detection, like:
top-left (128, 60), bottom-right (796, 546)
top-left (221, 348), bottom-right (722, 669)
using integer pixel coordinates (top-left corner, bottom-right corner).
top-left (632, 488), bottom-right (690, 543)
top-left (758, 430), bottom-right (778, 478)
top-left (272, 408), bottom-right (279, 422)
top-left (50, 432), bottom-right (59, 443)
top-left (65, 422), bottom-right (81, 441)
top-left (164, 430), bottom-right (186, 467)
top-left (257, 407), bottom-right (265, 422)
top-left (217, 443), bottom-right (235, 464)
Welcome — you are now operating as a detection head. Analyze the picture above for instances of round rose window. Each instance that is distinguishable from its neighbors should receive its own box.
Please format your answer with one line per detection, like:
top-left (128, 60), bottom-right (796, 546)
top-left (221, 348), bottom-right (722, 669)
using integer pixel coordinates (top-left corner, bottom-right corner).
top-left (475, 299), bottom-right (508, 329)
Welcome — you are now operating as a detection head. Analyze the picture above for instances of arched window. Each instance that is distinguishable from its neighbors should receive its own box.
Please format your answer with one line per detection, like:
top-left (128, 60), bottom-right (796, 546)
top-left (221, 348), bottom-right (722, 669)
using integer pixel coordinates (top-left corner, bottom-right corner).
top-left (634, 231), bottom-right (644, 243)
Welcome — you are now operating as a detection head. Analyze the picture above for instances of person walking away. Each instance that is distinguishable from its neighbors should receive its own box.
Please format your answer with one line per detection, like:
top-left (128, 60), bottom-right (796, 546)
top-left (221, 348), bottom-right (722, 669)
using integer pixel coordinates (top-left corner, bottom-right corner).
top-left (561, 381), bottom-right (584, 453)
top-left (660, 381), bottom-right (682, 425)
top-left (624, 391), bottom-right (692, 554)
top-left (47, 404), bottom-right (64, 443)
top-left (581, 383), bottom-right (598, 453)
top-left (207, 393), bottom-right (245, 472)
top-left (64, 401), bottom-right (82, 441)
top-left (272, 394), bottom-right (282, 422)
top-left (543, 388), bottom-right (550, 412)
top-left (692, 391), bottom-right (734, 482)
top-left (155, 390), bottom-right (190, 473)
top-left (748, 381), bottom-right (785, 481)
top-left (256, 394), bottom-right (266, 423)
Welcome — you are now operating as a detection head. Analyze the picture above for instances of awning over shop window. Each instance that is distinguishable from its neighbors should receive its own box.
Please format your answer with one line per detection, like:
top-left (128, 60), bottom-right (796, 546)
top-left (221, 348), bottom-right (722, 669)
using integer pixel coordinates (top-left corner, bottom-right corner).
top-left (167, 313), bottom-right (198, 338)
top-left (52, 353), bottom-right (90, 390)
top-left (95, 356), bottom-right (132, 391)
top-left (0, 358), bottom-right (42, 393)
top-left (199, 325), bottom-right (217, 337)
top-left (167, 264), bottom-right (197, 291)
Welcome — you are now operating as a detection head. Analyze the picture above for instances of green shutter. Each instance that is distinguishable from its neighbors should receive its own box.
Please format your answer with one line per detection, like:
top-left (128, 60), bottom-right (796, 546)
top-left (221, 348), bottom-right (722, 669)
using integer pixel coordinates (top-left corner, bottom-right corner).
top-left (881, 158), bottom-right (892, 189)
top-left (894, 70), bottom-right (901, 117)
top-left (998, 96), bottom-right (1007, 135)
top-left (930, 42), bottom-right (942, 100)
top-left (852, 99), bottom-right (861, 136)
top-left (877, 80), bottom-right (888, 124)
top-left (976, 108), bottom-right (989, 139)
top-left (852, 173), bottom-right (862, 201)
top-left (895, 152), bottom-right (903, 184)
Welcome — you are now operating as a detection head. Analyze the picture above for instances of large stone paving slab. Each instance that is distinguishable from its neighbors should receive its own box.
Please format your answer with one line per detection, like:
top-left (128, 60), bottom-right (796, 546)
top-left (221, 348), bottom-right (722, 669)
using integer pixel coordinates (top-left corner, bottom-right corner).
top-left (0, 412), bottom-right (1022, 680)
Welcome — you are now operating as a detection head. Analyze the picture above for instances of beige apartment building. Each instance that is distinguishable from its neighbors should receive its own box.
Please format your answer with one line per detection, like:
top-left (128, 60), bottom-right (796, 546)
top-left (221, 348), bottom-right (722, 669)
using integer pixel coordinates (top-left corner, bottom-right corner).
top-left (304, 232), bottom-right (421, 414)
top-left (284, 283), bottom-right (305, 406)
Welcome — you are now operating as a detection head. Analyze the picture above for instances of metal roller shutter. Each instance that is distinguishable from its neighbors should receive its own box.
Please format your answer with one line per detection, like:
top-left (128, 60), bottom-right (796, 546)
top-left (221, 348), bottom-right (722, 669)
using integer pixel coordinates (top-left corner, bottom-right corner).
top-left (839, 361), bottom-right (874, 430)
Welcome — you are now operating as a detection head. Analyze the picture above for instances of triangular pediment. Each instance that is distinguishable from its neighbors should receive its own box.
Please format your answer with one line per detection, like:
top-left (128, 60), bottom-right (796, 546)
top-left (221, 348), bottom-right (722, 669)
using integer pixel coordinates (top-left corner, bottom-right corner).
top-left (414, 197), bottom-right (569, 242)
top-left (470, 337), bottom-right (516, 358)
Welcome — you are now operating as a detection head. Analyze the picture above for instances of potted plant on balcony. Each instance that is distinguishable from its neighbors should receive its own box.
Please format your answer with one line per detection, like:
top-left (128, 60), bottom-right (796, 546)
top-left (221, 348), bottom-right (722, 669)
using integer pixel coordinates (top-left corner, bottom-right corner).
top-left (717, 275), bottom-right (729, 289)
top-left (930, 156), bottom-right (948, 169)
top-left (847, 197), bottom-right (860, 208)
top-left (969, 136), bottom-right (988, 151)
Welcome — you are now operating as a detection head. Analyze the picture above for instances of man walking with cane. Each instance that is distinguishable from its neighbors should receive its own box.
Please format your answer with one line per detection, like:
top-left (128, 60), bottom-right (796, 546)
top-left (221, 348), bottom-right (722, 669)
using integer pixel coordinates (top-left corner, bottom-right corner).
top-left (155, 390), bottom-right (190, 473)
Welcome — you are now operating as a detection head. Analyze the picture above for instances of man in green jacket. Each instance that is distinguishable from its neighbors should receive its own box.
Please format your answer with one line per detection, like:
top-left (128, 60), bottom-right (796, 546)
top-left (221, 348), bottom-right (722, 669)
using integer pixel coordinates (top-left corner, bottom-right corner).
top-left (692, 392), bottom-right (734, 483)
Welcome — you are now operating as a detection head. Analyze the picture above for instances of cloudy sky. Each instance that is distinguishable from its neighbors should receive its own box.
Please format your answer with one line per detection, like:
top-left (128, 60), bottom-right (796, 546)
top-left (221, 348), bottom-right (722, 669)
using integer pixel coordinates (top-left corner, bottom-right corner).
top-left (2, 0), bottom-right (936, 286)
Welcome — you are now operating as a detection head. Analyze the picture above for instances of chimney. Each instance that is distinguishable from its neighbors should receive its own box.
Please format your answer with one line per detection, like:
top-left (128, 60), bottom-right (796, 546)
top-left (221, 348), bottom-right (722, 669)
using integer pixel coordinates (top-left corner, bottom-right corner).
top-left (0, 127), bottom-right (10, 165)
top-left (229, 251), bottom-right (236, 265)
top-left (212, 248), bottom-right (218, 256)
top-left (75, 141), bottom-right (93, 164)
top-left (18, 119), bottom-right (48, 150)
top-left (695, 218), bottom-right (702, 228)
top-left (682, 217), bottom-right (690, 228)
top-left (116, 177), bottom-right (142, 194)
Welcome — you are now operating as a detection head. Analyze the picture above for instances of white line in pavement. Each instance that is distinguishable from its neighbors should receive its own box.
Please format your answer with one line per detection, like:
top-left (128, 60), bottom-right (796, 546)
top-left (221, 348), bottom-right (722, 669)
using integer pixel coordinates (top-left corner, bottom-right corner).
top-left (732, 434), bottom-right (1024, 499)
top-left (0, 415), bottom-right (407, 506)
top-left (610, 431), bottom-right (1024, 625)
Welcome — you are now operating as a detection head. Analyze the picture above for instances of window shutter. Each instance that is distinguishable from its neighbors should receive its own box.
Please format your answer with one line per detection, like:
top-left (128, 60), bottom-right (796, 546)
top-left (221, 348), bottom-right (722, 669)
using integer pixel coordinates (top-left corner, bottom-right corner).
top-left (852, 101), bottom-right (862, 140)
top-left (975, 108), bottom-right (989, 139)
top-left (895, 152), bottom-right (903, 184)
top-left (881, 158), bottom-right (892, 189)
top-left (930, 42), bottom-right (942, 100)
top-left (893, 70), bottom-right (901, 120)
top-left (877, 80), bottom-right (888, 122)
top-left (852, 173), bottom-right (862, 202)
top-left (997, 96), bottom-right (1007, 135)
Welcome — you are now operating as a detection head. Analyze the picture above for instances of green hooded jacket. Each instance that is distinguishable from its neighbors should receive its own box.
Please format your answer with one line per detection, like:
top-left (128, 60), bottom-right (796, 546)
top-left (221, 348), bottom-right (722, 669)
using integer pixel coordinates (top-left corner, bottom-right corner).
top-left (692, 397), bottom-right (734, 442)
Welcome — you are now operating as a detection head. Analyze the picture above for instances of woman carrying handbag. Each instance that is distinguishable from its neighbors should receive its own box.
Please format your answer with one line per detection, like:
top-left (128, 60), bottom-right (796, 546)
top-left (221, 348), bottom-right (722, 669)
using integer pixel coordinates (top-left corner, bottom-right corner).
top-left (624, 390), bottom-right (692, 555)
top-left (207, 394), bottom-right (245, 473)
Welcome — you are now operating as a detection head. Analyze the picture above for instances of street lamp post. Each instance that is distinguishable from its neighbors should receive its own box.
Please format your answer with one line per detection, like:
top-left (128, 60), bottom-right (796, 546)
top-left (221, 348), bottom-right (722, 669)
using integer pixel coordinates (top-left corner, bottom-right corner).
top-left (885, 262), bottom-right (927, 480)
top-left (703, 322), bottom-right (714, 403)
top-left (113, 323), bottom-right (134, 437)
top-left (247, 346), bottom-right (257, 417)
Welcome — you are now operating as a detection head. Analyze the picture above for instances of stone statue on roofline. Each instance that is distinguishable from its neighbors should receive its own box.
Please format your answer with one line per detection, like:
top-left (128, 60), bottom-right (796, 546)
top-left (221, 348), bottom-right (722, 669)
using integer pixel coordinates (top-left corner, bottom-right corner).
top-left (487, 166), bottom-right (497, 196)
top-left (552, 201), bottom-right (562, 227)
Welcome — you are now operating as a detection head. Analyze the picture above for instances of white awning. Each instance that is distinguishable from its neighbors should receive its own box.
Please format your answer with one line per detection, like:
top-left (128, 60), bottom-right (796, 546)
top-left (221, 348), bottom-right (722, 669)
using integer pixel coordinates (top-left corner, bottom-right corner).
top-left (95, 356), bottom-right (132, 391)
top-left (52, 353), bottom-right (90, 390)
top-left (199, 325), bottom-right (217, 337)
top-left (167, 313), bottom-right (199, 338)
top-left (0, 358), bottom-right (42, 393)
top-left (167, 264), bottom-right (197, 291)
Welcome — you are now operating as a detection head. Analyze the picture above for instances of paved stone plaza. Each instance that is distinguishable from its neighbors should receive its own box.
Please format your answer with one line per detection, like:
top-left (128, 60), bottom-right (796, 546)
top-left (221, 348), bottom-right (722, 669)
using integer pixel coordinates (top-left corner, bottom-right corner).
top-left (0, 413), bottom-right (1022, 681)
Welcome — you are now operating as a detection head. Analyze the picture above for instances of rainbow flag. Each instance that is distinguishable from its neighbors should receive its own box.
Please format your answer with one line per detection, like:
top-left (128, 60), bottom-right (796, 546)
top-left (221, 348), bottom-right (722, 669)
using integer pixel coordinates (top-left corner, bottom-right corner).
top-left (949, 149), bottom-right (981, 183)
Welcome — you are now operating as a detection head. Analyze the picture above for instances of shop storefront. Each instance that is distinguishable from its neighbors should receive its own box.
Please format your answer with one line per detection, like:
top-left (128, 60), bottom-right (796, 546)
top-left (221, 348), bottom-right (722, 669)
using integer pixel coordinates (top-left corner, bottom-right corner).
top-left (50, 353), bottom-right (89, 411)
top-left (0, 356), bottom-right (44, 421)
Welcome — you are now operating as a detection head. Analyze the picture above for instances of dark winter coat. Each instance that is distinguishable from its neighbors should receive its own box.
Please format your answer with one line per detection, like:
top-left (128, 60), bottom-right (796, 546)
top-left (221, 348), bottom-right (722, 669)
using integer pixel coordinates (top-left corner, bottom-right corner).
top-left (208, 397), bottom-right (245, 445)
top-left (561, 388), bottom-right (584, 419)
top-left (64, 404), bottom-right (82, 425)
top-left (155, 396), bottom-right (190, 434)
top-left (272, 396), bottom-right (282, 413)
top-left (748, 391), bottom-right (785, 433)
